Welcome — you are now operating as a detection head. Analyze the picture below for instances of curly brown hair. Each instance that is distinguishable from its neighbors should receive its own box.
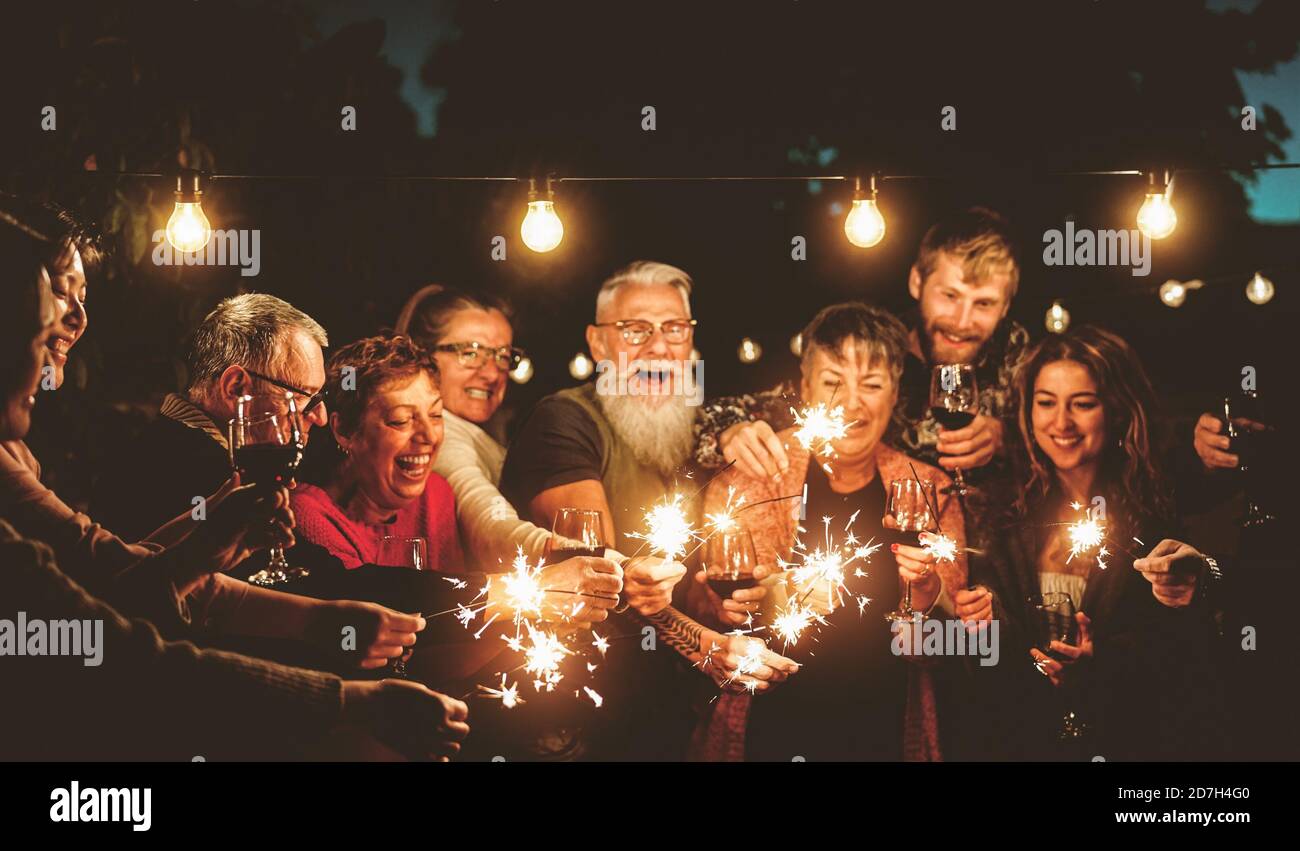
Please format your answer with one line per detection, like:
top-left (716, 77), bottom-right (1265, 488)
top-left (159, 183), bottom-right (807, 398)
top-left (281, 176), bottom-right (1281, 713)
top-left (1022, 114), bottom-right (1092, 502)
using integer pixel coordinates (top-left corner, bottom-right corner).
top-left (326, 334), bottom-right (439, 437)
top-left (1011, 325), bottom-right (1170, 530)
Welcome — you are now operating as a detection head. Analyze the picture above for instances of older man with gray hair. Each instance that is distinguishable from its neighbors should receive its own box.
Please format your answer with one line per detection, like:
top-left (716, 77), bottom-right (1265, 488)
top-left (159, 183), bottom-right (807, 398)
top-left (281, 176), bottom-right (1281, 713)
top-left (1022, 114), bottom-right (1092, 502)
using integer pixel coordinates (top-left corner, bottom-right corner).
top-left (94, 293), bottom-right (330, 543)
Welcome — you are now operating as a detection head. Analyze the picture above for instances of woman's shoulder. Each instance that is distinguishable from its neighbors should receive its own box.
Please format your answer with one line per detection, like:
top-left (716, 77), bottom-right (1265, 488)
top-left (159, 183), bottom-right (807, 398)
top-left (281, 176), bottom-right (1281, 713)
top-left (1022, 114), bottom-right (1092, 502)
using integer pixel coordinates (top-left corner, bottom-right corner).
top-left (289, 482), bottom-right (339, 515)
top-left (0, 439), bottom-right (38, 474)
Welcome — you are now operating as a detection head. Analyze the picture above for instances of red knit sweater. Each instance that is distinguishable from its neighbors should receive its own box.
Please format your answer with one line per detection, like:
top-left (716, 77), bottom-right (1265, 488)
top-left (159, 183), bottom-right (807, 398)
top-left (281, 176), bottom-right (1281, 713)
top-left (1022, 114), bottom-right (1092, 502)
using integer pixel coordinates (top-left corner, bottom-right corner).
top-left (291, 479), bottom-right (464, 573)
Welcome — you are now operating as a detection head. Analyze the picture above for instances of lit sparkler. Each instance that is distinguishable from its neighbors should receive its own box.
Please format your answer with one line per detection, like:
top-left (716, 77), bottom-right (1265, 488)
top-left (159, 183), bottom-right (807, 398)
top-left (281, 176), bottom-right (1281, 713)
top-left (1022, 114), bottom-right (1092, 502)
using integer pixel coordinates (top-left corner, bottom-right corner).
top-left (477, 674), bottom-right (523, 709)
top-left (792, 402), bottom-right (850, 473)
top-left (627, 492), bottom-right (699, 560)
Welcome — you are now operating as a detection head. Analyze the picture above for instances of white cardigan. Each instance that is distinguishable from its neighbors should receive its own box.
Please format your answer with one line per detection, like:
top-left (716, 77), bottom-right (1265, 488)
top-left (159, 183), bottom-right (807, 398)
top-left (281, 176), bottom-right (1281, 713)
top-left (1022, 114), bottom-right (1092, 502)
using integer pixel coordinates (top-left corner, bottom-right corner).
top-left (433, 410), bottom-right (552, 570)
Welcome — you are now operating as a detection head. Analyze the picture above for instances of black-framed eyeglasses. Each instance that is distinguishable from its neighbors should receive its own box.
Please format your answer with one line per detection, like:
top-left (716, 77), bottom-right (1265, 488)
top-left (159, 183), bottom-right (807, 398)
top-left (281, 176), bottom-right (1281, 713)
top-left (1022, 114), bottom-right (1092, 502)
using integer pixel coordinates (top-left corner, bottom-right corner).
top-left (434, 342), bottom-right (526, 371)
top-left (593, 318), bottom-right (696, 345)
top-left (244, 368), bottom-right (327, 415)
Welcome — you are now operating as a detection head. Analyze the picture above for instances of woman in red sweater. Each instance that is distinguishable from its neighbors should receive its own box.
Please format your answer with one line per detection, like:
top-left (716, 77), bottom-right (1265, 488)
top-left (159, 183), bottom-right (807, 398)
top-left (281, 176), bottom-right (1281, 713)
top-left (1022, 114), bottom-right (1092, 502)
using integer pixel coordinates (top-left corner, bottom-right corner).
top-left (293, 335), bottom-right (465, 571)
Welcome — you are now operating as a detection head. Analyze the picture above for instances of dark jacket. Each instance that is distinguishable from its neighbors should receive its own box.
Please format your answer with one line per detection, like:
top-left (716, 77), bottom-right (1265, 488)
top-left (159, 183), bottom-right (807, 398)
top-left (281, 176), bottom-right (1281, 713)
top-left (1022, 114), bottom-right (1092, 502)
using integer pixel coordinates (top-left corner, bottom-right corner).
top-left (92, 402), bottom-right (231, 545)
top-left (0, 519), bottom-right (344, 761)
top-left (968, 490), bottom-right (1225, 761)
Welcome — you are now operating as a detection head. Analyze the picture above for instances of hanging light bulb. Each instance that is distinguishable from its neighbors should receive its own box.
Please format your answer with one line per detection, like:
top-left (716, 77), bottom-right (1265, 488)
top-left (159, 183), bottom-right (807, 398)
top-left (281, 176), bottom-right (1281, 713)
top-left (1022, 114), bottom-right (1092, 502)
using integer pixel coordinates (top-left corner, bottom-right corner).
top-left (520, 176), bottom-right (564, 253)
top-left (737, 337), bottom-right (762, 363)
top-left (509, 356), bottom-right (534, 384)
top-left (1158, 280), bottom-right (1187, 308)
top-left (1045, 301), bottom-right (1070, 334)
top-left (568, 352), bottom-right (594, 380)
top-left (1136, 170), bottom-right (1177, 240)
top-left (1245, 271), bottom-right (1275, 305)
top-left (165, 170), bottom-right (213, 253)
top-left (790, 333), bottom-right (803, 357)
top-left (843, 175), bottom-right (886, 248)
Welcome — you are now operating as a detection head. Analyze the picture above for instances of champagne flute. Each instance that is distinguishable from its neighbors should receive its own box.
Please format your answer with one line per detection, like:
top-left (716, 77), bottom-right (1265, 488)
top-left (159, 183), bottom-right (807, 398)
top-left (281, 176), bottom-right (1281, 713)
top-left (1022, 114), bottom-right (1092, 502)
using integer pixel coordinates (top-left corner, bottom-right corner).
top-left (930, 363), bottom-right (978, 497)
top-left (228, 393), bottom-right (305, 587)
top-left (884, 478), bottom-right (938, 624)
top-left (703, 528), bottom-right (759, 599)
top-left (376, 536), bottom-right (429, 678)
top-left (1029, 591), bottom-right (1088, 742)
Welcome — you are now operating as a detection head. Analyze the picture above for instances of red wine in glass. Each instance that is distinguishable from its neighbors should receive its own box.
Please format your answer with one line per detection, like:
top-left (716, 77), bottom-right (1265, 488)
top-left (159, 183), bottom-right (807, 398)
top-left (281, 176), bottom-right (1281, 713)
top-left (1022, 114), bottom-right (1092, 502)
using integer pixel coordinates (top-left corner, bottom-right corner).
top-left (229, 393), bottom-right (306, 586)
top-left (930, 364), bottom-right (978, 497)
top-left (929, 407), bottom-right (975, 431)
top-left (546, 508), bottom-right (607, 564)
top-left (233, 442), bottom-right (302, 489)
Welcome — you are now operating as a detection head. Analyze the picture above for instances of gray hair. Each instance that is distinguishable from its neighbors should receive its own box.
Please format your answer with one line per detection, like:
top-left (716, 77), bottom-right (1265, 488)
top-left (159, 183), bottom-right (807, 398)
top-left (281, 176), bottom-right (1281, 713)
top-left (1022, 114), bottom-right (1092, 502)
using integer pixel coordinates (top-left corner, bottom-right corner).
top-left (594, 261), bottom-right (693, 322)
top-left (798, 302), bottom-right (909, 384)
top-left (186, 293), bottom-right (328, 398)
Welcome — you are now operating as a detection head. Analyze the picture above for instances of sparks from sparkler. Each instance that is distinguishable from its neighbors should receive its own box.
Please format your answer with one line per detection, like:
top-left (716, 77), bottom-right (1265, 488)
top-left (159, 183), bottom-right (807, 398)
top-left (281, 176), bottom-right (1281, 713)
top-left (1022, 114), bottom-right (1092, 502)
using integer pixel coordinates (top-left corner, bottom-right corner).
top-left (627, 492), bottom-right (700, 561)
top-left (477, 674), bottom-right (523, 709)
top-left (791, 402), bottom-right (852, 474)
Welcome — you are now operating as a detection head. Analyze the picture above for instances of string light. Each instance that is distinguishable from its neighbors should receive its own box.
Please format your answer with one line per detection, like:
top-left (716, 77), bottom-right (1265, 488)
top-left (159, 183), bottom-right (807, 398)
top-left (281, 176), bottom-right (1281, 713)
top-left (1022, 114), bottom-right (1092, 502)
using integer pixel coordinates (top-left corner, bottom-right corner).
top-left (1245, 271), bottom-right (1275, 305)
top-left (1045, 300), bottom-right (1070, 334)
top-left (521, 176), bottom-right (564, 253)
top-left (1158, 280), bottom-right (1186, 308)
top-left (509, 356), bottom-right (534, 383)
top-left (568, 352), bottom-right (594, 380)
top-left (790, 333), bottom-right (803, 357)
top-left (1136, 169), bottom-right (1177, 240)
top-left (737, 337), bottom-right (762, 363)
top-left (164, 170), bottom-right (212, 253)
top-left (843, 174), bottom-right (886, 248)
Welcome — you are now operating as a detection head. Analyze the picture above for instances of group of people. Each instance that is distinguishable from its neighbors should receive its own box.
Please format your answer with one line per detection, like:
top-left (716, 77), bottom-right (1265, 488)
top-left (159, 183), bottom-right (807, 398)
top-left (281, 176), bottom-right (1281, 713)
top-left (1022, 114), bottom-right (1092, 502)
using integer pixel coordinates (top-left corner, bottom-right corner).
top-left (0, 197), bottom-right (1280, 761)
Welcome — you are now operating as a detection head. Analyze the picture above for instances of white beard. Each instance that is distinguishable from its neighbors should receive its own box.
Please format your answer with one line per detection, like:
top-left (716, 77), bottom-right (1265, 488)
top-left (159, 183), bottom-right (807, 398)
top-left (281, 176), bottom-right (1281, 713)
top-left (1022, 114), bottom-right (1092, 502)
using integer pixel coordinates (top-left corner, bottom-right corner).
top-left (596, 392), bottom-right (696, 477)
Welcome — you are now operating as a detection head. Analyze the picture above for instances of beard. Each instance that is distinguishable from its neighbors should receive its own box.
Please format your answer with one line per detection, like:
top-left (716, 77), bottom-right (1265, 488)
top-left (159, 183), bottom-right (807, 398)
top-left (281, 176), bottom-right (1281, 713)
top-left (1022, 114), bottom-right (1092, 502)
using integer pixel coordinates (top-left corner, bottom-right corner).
top-left (596, 391), bottom-right (696, 477)
top-left (919, 317), bottom-right (992, 365)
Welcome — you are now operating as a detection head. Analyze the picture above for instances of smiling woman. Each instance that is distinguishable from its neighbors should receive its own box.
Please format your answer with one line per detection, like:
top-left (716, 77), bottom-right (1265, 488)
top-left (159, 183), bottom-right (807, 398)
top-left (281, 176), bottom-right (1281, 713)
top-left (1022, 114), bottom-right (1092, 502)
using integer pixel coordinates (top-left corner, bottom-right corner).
top-left (291, 335), bottom-right (464, 572)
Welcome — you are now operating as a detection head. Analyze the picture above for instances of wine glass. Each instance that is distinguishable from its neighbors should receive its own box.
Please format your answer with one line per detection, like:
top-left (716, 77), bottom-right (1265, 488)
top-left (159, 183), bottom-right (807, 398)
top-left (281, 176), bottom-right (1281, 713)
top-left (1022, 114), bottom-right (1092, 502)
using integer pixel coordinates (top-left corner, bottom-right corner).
top-left (1222, 393), bottom-right (1275, 528)
top-left (546, 508), bottom-right (607, 563)
top-left (702, 528), bottom-right (759, 600)
top-left (1029, 591), bottom-right (1088, 742)
top-left (228, 393), bottom-right (305, 587)
top-left (930, 364), bottom-right (978, 497)
top-left (376, 536), bottom-right (428, 678)
top-left (884, 478), bottom-right (938, 624)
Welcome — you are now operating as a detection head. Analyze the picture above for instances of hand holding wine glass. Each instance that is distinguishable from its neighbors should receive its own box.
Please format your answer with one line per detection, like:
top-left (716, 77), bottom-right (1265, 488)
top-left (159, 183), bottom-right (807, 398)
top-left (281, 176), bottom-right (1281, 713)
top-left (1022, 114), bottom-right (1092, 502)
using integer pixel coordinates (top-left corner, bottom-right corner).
top-left (375, 536), bottom-right (428, 677)
top-left (229, 392), bottom-right (306, 586)
top-left (885, 478), bottom-right (940, 623)
top-left (693, 527), bottom-right (772, 627)
top-left (930, 364), bottom-right (981, 495)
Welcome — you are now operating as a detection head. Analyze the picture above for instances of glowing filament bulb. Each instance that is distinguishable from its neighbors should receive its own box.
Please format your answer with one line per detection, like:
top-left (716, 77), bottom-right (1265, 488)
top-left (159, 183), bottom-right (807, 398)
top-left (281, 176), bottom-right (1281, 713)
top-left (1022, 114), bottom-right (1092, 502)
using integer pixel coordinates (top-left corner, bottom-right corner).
top-left (521, 199), bottom-right (564, 253)
top-left (1246, 272), bottom-right (1274, 305)
top-left (844, 197), bottom-right (886, 248)
top-left (166, 171), bottom-right (213, 253)
top-left (166, 201), bottom-right (211, 253)
top-left (1137, 171), bottom-right (1177, 240)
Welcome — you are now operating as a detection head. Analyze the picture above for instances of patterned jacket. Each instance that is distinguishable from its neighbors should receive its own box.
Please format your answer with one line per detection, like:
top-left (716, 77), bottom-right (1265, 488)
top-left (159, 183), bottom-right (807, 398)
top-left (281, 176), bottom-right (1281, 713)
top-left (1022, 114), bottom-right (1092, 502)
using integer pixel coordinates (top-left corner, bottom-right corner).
top-left (690, 434), bottom-right (967, 761)
top-left (695, 317), bottom-right (1031, 477)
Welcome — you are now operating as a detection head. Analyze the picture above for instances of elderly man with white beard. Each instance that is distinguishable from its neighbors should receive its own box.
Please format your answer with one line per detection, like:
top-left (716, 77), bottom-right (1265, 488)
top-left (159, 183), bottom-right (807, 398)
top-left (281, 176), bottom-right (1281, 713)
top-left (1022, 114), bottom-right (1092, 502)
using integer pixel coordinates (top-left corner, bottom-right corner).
top-left (500, 261), bottom-right (795, 760)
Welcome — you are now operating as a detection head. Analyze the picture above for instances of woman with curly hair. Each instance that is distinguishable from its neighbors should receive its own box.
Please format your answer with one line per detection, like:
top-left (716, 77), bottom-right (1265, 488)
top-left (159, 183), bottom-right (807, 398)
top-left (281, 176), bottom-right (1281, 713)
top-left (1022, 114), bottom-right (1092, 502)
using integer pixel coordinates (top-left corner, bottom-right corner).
top-left (967, 325), bottom-right (1222, 760)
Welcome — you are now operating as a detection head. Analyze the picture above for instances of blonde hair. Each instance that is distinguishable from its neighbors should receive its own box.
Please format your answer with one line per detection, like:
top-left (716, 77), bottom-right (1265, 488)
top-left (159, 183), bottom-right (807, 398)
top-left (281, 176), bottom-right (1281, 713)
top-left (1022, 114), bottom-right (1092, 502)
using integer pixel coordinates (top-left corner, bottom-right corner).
top-left (914, 207), bottom-right (1020, 297)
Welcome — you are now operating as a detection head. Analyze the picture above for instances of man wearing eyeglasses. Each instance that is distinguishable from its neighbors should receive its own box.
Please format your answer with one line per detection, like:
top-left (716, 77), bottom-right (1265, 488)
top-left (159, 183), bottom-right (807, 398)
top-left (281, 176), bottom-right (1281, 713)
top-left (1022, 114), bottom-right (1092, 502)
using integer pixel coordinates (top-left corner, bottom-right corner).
top-left (94, 293), bottom-right (330, 546)
top-left (500, 261), bottom-right (794, 760)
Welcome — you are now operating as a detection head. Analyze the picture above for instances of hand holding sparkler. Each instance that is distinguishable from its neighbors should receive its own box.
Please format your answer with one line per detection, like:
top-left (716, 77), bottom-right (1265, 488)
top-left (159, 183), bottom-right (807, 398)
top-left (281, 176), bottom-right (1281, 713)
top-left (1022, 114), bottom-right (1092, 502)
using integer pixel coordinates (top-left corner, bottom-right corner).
top-left (701, 632), bottom-right (800, 694)
top-left (340, 679), bottom-right (469, 762)
top-left (621, 556), bottom-right (686, 616)
top-left (719, 419), bottom-right (790, 479)
top-left (488, 549), bottom-right (623, 625)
